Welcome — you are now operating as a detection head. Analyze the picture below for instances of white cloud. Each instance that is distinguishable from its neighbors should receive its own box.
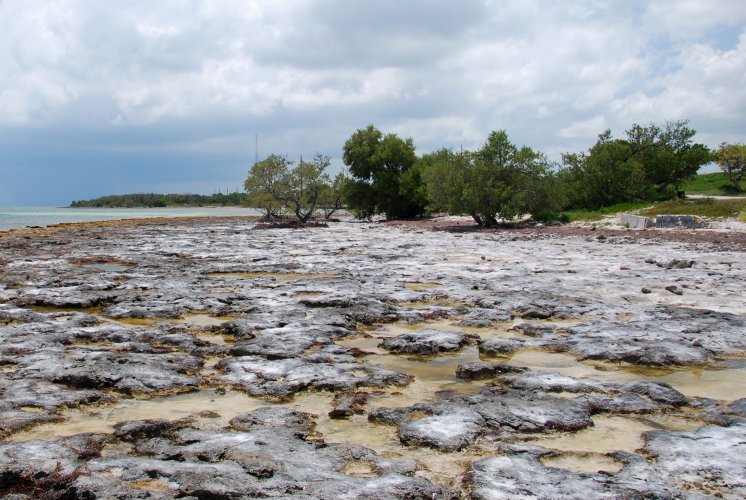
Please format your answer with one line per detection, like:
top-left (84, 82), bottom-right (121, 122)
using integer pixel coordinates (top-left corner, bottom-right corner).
top-left (2, 0), bottom-right (746, 203)
top-left (557, 115), bottom-right (607, 139)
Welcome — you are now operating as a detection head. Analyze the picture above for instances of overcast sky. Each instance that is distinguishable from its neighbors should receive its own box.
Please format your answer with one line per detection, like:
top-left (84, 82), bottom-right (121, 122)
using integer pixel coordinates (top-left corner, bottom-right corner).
top-left (2, 0), bottom-right (745, 205)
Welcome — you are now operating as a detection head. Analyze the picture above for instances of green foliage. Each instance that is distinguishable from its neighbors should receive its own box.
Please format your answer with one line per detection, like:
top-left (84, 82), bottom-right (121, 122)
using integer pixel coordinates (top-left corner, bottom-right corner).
top-left (627, 120), bottom-right (712, 192)
top-left (561, 120), bottom-right (711, 209)
top-left (681, 172), bottom-right (745, 196)
top-left (70, 192), bottom-right (246, 208)
top-left (342, 125), bottom-right (426, 219)
top-left (715, 142), bottom-right (746, 192)
top-left (422, 131), bottom-right (561, 226)
top-left (243, 154), bottom-right (290, 219)
top-left (640, 197), bottom-right (746, 218)
top-left (278, 154), bottom-right (331, 223)
top-left (244, 153), bottom-right (334, 223)
top-left (319, 171), bottom-right (348, 219)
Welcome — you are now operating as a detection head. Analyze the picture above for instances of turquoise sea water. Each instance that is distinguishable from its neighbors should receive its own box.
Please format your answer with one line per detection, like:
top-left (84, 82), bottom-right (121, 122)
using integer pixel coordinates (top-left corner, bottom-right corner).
top-left (0, 206), bottom-right (262, 232)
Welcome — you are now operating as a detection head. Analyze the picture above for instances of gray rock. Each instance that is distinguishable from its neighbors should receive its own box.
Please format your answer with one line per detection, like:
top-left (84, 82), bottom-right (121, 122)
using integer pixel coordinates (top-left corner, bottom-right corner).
top-left (621, 213), bottom-right (653, 229)
top-left (470, 453), bottom-right (615, 499)
top-left (641, 421), bottom-right (746, 498)
top-left (456, 362), bottom-right (526, 380)
top-left (478, 337), bottom-right (527, 355)
top-left (19, 350), bottom-right (202, 393)
top-left (76, 408), bottom-right (453, 498)
top-left (218, 354), bottom-right (411, 399)
top-left (655, 214), bottom-right (707, 229)
top-left (457, 308), bottom-right (512, 327)
top-left (400, 409), bottom-right (485, 451)
top-left (329, 391), bottom-right (369, 419)
top-left (374, 387), bottom-right (594, 451)
top-left (379, 329), bottom-right (478, 355)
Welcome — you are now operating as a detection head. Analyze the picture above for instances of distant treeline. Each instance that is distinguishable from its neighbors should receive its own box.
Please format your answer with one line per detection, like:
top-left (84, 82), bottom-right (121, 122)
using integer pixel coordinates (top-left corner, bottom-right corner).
top-left (70, 192), bottom-right (246, 208)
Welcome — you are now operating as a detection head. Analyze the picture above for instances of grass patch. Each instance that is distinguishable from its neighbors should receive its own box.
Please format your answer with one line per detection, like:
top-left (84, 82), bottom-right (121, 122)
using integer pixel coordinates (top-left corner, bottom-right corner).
top-left (681, 173), bottom-right (744, 196)
top-left (640, 197), bottom-right (746, 218)
top-left (562, 201), bottom-right (652, 222)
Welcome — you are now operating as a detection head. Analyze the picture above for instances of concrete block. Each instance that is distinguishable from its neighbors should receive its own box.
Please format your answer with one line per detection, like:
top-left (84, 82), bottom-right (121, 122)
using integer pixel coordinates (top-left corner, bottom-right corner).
top-left (620, 214), bottom-right (653, 229)
top-left (655, 215), bottom-right (707, 229)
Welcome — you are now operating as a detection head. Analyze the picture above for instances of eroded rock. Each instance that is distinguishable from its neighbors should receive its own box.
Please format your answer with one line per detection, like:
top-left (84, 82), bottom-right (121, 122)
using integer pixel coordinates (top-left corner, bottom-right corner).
top-left (379, 329), bottom-right (478, 355)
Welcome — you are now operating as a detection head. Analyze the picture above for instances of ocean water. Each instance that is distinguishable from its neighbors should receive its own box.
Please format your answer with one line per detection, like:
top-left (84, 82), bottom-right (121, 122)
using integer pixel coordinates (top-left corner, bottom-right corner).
top-left (0, 206), bottom-right (262, 232)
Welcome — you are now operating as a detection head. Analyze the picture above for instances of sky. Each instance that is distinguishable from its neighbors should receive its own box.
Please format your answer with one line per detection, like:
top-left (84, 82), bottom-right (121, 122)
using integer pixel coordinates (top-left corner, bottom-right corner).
top-left (1, 0), bottom-right (745, 206)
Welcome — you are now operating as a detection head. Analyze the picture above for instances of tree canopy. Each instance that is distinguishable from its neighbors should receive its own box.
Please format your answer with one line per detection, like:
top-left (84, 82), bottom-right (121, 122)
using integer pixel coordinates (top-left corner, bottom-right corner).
top-left (561, 120), bottom-right (711, 209)
top-left (239, 118), bottom-right (718, 228)
top-left (243, 153), bottom-right (341, 223)
top-left (422, 131), bottom-right (560, 226)
top-left (243, 154), bottom-right (290, 219)
top-left (342, 125), bottom-right (426, 219)
top-left (716, 142), bottom-right (746, 192)
top-left (70, 192), bottom-right (246, 208)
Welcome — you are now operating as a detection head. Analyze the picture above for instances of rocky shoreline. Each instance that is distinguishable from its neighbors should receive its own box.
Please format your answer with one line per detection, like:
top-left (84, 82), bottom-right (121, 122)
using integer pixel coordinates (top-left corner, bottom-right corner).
top-left (1, 215), bottom-right (744, 498)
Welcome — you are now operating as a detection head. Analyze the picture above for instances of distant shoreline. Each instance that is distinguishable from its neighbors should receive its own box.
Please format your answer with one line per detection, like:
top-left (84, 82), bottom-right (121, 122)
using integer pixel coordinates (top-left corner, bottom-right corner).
top-left (69, 192), bottom-right (246, 209)
top-left (0, 206), bottom-right (261, 232)
top-left (66, 204), bottom-right (243, 209)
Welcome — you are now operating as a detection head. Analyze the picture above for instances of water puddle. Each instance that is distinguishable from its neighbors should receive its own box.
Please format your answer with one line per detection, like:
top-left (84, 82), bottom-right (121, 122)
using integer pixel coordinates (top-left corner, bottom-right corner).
top-left (32, 306), bottom-right (101, 316)
top-left (340, 322), bottom-right (488, 399)
top-left (366, 320), bottom-right (521, 341)
top-left (20, 406), bottom-right (44, 413)
top-left (526, 415), bottom-right (657, 454)
top-left (5, 390), bottom-right (268, 442)
top-left (286, 391), bottom-right (494, 489)
top-left (340, 460), bottom-right (381, 478)
top-left (182, 313), bottom-right (234, 328)
top-left (365, 347), bottom-right (484, 396)
top-left (195, 332), bottom-right (235, 346)
top-left (30, 307), bottom-right (234, 334)
top-left (505, 349), bottom-right (746, 402)
top-left (593, 362), bottom-right (746, 402)
top-left (541, 452), bottom-right (623, 474)
top-left (404, 282), bottom-right (442, 291)
top-left (505, 350), bottom-right (602, 379)
top-left (126, 479), bottom-right (173, 493)
top-left (337, 335), bottom-right (388, 354)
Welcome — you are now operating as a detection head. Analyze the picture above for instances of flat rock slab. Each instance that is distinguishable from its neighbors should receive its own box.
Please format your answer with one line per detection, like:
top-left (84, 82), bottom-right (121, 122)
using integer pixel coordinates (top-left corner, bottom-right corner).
top-left (18, 349), bottom-right (202, 393)
top-left (218, 352), bottom-right (412, 399)
top-left (656, 214), bottom-right (707, 229)
top-left (564, 306), bottom-right (746, 365)
top-left (470, 421), bottom-right (746, 499)
top-left (1, 215), bottom-right (745, 497)
top-left (0, 408), bottom-right (455, 498)
top-left (371, 387), bottom-right (594, 451)
top-left (621, 213), bottom-right (653, 229)
top-left (379, 329), bottom-right (478, 355)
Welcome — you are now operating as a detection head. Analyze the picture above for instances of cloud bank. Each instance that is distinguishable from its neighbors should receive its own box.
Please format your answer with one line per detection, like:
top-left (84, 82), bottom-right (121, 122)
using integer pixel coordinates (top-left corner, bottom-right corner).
top-left (1, 0), bottom-right (745, 204)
